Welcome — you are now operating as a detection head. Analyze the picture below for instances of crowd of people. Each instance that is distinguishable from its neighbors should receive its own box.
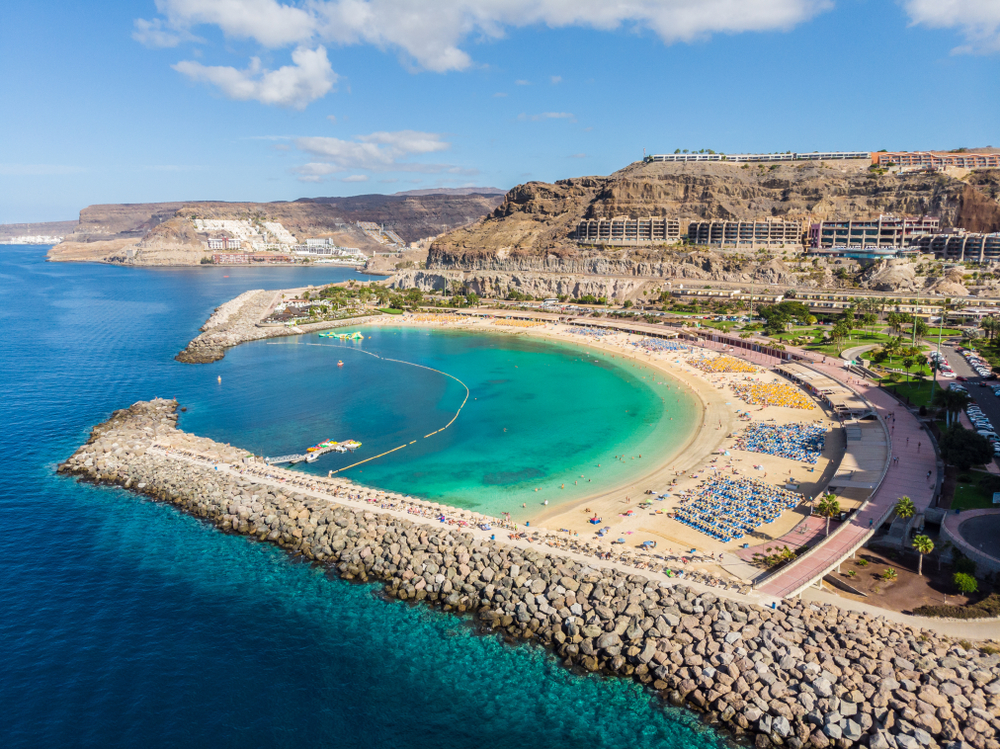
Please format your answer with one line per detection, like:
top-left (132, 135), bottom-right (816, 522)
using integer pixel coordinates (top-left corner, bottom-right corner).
top-left (567, 326), bottom-right (617, 338)
top-left (730, 380), bottom-right (815, 410)
top-left (410, 314), bottom-right (467, 324)
top-left (491, 318), bottom-right (545, 328)
top-left (631, 338), bottom-right (688, 353)
top-left (687, 354), bottom-right (757, 374)
top-left (672, 475), bottom-right (803, 542)
top-left (734, 421), bottom-right (827, 463)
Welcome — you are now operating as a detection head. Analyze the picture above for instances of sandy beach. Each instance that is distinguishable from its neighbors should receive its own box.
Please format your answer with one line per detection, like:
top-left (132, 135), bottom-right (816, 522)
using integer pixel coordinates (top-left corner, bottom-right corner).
top-left (361, 313), bottom-right (846, 575)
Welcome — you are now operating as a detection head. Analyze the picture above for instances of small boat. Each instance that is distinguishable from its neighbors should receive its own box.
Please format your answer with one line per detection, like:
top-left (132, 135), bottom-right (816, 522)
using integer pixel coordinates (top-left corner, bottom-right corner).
top-left (337, 360), bottom-right (344, 367)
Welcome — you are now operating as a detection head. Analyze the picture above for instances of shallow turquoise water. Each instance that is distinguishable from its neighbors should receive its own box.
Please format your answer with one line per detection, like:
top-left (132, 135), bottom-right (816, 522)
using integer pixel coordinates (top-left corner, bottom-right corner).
top-left (180, 325), bottom-right (699, 519)
top-left (0, 245), bottom-right (726, 749)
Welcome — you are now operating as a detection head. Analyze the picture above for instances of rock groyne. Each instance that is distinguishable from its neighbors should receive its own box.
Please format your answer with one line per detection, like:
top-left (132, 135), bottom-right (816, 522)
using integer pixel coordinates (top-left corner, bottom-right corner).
top-left (60, 400), bottom-right (1000, 749)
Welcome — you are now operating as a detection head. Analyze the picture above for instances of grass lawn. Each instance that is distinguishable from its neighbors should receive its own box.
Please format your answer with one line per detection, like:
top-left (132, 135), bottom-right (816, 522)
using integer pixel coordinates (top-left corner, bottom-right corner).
top-left (924, 328), bottom-right (963, 338)
top-left (377, 307), bottom-right (404, 315)
top-left (953, 470), bottom-right (1000, 510)
top-left (880, 378), bottom-right (939, 407)
top-left (878, 352), bottom-right (932, 377)
top-left (696, 320), bottom-right (737, 332)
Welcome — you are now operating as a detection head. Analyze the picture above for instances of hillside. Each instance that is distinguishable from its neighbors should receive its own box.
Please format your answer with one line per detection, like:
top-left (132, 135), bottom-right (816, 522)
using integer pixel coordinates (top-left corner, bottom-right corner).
top-left (46, 190), bottom-right (505, 265)
top-left (430, 159), bottom-right (1000, 271)
top-left (0, 220), bottom-right (78, 242)
top-left (380, 159), bottom-right (1000, 300)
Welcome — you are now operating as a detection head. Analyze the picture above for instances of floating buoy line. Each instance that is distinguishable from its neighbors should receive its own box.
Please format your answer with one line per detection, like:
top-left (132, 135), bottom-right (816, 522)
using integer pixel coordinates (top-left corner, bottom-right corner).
top-left (265, 340), bottom-right (470, 474)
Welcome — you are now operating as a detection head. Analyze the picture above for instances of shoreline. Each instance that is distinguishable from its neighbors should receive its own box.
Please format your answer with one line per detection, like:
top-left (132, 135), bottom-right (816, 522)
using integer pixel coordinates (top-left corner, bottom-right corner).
top-left (355, 316), bottom-right (717, 524)
top-left (56, 398), bottom-right (1000, 749)
top-left (353, 315), bottom-right (841, 567)
top-left (173, 293), bottom-right (845, 571)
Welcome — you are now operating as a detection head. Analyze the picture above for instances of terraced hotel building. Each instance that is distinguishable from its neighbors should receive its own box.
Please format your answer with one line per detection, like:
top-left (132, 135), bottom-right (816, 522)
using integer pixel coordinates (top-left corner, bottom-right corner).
top-left (911, 232), bottom-right (1000, 262)
top-left (686, 220), bottom-right (804, 248)
top-left (575, 217), bottom-right (681, 244)
top-left (809, 215), bottom-right (940, 249)
top-left (873, 151), bottom-right (1000, 169)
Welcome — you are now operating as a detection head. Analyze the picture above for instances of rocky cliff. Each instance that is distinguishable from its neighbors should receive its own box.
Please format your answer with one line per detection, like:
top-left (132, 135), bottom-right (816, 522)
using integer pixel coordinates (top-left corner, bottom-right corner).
top-left (47, 190), bottom-right (505, 265)
top-left (400, 159), bottom-right (1000, 298)
top-left (430, 160), bottom-right (1000, 269)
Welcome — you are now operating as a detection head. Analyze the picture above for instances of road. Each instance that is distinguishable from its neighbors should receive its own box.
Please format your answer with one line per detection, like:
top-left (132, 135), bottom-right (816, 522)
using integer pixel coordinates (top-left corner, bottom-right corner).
top-left (938, 342), bottom-right (1000, 442)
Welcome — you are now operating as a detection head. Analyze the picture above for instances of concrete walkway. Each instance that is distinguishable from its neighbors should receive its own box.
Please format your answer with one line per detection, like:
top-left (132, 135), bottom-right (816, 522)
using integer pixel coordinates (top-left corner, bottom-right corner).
top-left (800, 587), bottom-right (999, 640)
top-left (694, 336), bottom-right (937, 598)
top-left (760, 362), bottom-right (935, 596)
top-left (735, 515), bottom-right (833, 562)
top-left (840, 343), bottom-right (878, 363)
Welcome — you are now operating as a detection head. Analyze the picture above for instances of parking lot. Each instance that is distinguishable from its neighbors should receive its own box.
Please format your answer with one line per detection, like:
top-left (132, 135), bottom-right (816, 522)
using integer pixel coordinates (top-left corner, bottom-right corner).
top-left (940, 343), bottom-right (1000, 457)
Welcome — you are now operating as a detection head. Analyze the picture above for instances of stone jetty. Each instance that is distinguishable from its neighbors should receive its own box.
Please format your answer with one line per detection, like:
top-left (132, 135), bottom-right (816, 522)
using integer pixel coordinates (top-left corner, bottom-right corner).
top-left (60, 400), bottom-right (1000, 749)
top-left (175, 288), bottom-right (381, 363)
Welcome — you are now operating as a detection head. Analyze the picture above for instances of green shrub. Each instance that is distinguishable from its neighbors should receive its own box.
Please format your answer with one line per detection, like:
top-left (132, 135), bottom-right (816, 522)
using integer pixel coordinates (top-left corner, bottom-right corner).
top-left (856, 559), bottom-right (869, 568)
top-left (913, 593), bottom-right (1000, 619)
top-left (954, 572), bottom-right (979, 594)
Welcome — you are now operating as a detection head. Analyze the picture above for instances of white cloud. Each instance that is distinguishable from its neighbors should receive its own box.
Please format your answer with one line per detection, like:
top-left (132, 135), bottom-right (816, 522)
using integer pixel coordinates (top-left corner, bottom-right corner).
top-left (133, 18), bottom-right (201, 48)
top-left (292, 129), bottom-right (455, 180)
top-left (493, 92), bottom-right (507, 97)
top-left (156, 0), bottom-right (315, 48)
top-left (515, 79), bottom-right (531, 85)
top-left (550, 75), bottom-right (562, 84)
top-left (902, 0), bottom-right (1000, 53)
top-left (342, 174), bottom-right (369, 182)
top-left (146, 0), bottom-right (831, 73)
top-left (173, 46), bottom-right (336, 108)
top-left (518, 111), bottom-right (576, 122)
top-left (327, 114), bottom-right (337, 123)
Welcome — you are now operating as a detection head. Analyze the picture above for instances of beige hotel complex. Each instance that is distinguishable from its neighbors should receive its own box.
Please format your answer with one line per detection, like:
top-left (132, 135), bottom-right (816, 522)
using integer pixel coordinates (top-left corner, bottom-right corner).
top-left (575, 149), bottom-right (1000, 257)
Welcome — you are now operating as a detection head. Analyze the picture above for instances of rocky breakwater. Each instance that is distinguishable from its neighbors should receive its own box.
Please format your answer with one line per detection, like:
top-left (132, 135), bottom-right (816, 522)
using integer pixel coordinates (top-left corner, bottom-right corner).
top-left (60, 400), bottom-right (1000, 749)
top-left (175, 289), bottom-right (382, 364)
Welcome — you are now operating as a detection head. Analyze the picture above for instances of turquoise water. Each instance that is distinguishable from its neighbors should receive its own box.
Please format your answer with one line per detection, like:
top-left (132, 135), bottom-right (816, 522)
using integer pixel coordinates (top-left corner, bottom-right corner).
top-left (0, 245), bottom-right (726, 748)
top-left (180, 326), bottom-right (699, 519)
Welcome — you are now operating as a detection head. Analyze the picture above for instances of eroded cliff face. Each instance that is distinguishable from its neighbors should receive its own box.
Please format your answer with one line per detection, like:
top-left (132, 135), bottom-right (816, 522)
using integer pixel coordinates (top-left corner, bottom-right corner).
top-left (47, 191), bottom-right (505, 265)
top-left (430, 160), bottom-right (1000, 270)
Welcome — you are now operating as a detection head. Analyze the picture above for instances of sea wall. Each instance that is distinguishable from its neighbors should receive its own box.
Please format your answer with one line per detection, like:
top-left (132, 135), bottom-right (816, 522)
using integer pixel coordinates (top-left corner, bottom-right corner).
top-left (59, 400), bottom-right (1000, 749)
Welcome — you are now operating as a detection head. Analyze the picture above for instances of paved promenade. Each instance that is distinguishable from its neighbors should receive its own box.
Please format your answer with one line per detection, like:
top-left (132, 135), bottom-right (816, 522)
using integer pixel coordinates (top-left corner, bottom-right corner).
top-left (696, 336), bottom-right (937, 598)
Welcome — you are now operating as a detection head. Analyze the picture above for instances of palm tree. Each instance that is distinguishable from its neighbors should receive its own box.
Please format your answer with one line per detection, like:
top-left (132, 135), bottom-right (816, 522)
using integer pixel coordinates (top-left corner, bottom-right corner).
top-left (895, 496), bottom-right (916, 520)
top-left (913, 535), bottom-right (934, 576)
top-left (817, 493), bottom-right (841, 537)
top-left (902, 356), bottom-right (916, 383)
top-left (934, 388), bottom-right (970, 427)
top-left (861, 312), bottom-right (878, 338)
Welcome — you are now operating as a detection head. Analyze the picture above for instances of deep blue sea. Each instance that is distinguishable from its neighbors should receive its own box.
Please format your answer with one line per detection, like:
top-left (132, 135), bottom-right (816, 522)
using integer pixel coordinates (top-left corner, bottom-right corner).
top-left (0, 245), bottom-right (727, 748)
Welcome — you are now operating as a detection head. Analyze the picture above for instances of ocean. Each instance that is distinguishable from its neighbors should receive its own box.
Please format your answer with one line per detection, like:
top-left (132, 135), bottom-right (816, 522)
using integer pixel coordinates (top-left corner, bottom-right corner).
top-left (0, 245), bottom-right (726, 748)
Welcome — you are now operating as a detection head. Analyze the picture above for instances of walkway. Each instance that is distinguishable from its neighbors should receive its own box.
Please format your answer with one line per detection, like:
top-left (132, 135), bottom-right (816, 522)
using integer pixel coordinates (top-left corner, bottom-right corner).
top-left (696, 335), bottom-right (937, 598)
top-left (735, 515), bottom-right (834, 563)
top-left (799, 588), bottom-right (999, 640)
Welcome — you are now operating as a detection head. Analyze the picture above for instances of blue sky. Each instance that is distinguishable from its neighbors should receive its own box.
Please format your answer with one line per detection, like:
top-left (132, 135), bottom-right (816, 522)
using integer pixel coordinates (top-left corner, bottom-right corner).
top-left (2, 0), bottom-right (999, 223)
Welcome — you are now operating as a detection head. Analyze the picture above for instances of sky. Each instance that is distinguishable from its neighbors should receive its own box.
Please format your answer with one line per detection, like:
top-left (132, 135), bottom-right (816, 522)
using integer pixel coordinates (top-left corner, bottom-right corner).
top-left (2, 0), bottom-right (999, 223)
